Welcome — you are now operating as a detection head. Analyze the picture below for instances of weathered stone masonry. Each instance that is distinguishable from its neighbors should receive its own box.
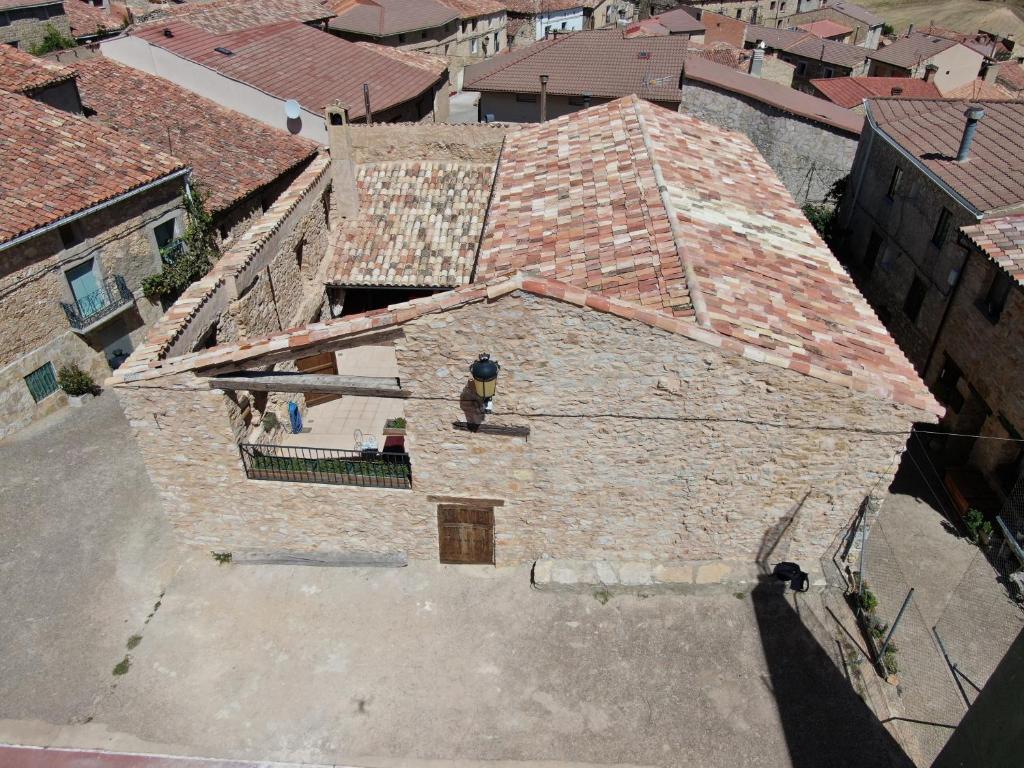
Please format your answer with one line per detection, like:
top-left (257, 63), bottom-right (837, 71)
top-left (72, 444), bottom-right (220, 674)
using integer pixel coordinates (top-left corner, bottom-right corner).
top-left (116, 291), bottom-right (927, 568)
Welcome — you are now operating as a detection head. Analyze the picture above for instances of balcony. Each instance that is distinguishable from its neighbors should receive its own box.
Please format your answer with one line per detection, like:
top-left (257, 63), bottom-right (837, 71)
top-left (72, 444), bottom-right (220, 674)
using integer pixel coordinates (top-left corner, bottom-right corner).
top-left (61, 275), bottom-right (134, 332)
top-left (239, 443), bottom-right (412, 489)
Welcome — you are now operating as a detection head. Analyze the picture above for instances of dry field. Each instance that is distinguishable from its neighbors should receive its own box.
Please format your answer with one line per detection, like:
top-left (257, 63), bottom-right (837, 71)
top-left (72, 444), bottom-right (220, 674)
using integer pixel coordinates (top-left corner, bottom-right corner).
top-left (856, 0), bottom-right (1024, 38)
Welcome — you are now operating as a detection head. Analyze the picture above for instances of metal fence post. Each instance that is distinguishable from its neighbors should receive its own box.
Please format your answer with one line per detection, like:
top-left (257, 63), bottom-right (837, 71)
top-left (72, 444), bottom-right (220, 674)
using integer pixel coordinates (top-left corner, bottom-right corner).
top-left (879, 587), bottom-right (914, 661)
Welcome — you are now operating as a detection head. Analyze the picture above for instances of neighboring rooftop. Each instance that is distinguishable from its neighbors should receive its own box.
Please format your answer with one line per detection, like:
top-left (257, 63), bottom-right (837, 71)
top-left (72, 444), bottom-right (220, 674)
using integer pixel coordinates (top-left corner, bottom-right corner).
top-left (997, 62), bottom-right (1024, 94)
top-left (867, 98), bottom-right (1024, 213)
top-left (961, 214), bottom-right (1024, 288)
top-left (821, 1), bottom-right (884, 28)
top-left (146, 0), bottom-right (333, 34)
top-left (65, 0), bottom-right (126, 39)
top-left (810, 76), bottom-right (941, 108)
top-left (501, 0), bottom-right (583, 13)
top-left (0, 91), bottom-right (185, 246)
top-left (655, 7), bottom-right (705, 34)
top-left (0, 44), bottom-right (74, 95)
top-left (436, 0), bottom-right (505, 18)
top-left (941, 79), bottom-right (1017, 101)
top-left (797, 19), bottom-right (853, 39)
top-left (474, 96), bottom-right (929, 409)
top-left (324, 0), bottom-right (458, 36)
top-left (329, 162), bottom-right (495, 288)
top-left (867, 33), bottom-right (961, 69)
top-left (131, 20), bottom-right (445, 119)
top-left (746, 23), bottom-right (870, 69)
top-left (72, 56), bottom-right (318, 215)
top-left (354, 41), bottom-right (447, 75)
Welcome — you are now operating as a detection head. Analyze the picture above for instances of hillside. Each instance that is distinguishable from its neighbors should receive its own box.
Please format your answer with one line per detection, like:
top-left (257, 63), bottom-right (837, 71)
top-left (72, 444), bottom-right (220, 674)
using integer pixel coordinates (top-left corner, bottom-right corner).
top-left (854, 0), bottom-right (1024, 38)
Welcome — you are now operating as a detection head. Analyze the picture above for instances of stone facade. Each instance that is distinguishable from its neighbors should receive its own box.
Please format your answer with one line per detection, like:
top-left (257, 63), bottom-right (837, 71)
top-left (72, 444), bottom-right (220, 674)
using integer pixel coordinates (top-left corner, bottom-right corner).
top-left (447, 11), bottom-right (508, 89)
top-left (588, 0), bottom-right (634, 29)
top-left (347, 122), bottom-right (515, 164)
top-left (115, 291), bottom-right (926, 568)
top-left (0, 180), bottom-right (185, 438)
top-left (867, 44), bottom-right (984, 93)
top-left (787, 6), bottom-right (882, 48)
top-left (678, 81), bottom-right (858, 203)
top-left (838, 121), bottom-right (974, 371)
top-left (684, 0), bottom-right (810, 26)
top-left (777, 49), bottom-right (868, 91)
top-left (0, 2), bottom-right (70, 50)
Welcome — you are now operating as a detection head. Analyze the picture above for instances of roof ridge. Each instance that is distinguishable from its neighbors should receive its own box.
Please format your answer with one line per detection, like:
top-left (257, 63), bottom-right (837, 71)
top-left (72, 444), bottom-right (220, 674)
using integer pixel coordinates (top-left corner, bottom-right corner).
top-left (627, 97), bottom-right (712, 329)
top-left (465, 33), bottom-right (566, 86)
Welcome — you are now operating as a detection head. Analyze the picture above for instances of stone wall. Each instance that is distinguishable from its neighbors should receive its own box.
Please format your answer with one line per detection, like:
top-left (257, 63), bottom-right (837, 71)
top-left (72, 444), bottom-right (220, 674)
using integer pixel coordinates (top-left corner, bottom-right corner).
top-left (838, 122), bottom-right (975, 372)
top-left (787, 7), bottom-right (881, 48)
top-left (347, 122), bottom-right (515, 164)
top-left (0, 8), bottom-right (71, 50)
top-left (678, 81), bottom-right (858, 203)
top-left (0, 180), bottom-right (184, 437)
top-left (116, 291), bottom-right (925, 568)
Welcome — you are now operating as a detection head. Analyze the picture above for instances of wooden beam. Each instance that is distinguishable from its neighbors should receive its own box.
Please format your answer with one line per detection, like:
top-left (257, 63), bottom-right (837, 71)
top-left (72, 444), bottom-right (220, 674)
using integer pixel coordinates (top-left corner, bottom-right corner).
top-left (208, 372), bottom-right (408, 398)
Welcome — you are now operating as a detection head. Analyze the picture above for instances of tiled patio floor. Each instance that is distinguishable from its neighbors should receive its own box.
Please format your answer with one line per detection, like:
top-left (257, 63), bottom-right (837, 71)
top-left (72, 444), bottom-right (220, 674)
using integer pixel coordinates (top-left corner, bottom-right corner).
top-left (280, 345), bottom-right (403, 451)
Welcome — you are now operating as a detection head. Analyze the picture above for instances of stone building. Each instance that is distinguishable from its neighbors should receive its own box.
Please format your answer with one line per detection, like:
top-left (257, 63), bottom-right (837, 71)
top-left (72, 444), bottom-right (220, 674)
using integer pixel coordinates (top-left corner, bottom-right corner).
top-left (786, 0), bottom-right (883, 49)
top-left (324, 0), bottom-right (459, 51)
top-left (436, 0), bottom-right (508, 88)
top-left (742, 22), bottom-right (870, 91)
top-left (866, 32), bottom-right (985, 93)
top-left (0, 89), bottom-right (188, 438)
top-left (809, 75), bottom-right (941, 113)
top-left (681, 0), bottom-right (821, 27)
top-left (110, 96), bottom-right (937, 580)
top-left (502, 0), bottom-right (585, 48)
top-left (838, 98), bottom-right (1024, 499)
top-left (0, 0), bottom-right (71, 50)
top-left (464, 31), bottom-right (862, 202)
top-left (584, 0), bottom-right (634, 30)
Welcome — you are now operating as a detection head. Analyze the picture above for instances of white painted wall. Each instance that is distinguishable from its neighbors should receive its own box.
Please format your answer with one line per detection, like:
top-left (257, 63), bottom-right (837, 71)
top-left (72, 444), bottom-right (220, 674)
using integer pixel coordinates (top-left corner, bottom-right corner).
top-left (100, 36), bottom-right (328, 143)
top-left (534, 7), bottom-right (584, 39)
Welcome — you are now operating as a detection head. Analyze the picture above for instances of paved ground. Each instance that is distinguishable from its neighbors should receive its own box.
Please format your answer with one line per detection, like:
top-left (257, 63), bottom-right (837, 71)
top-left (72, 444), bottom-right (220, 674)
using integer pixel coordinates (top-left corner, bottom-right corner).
top-left (0, 393), bottom-right (912, 768)
top-left (449, 91), bottom-right (480, 124)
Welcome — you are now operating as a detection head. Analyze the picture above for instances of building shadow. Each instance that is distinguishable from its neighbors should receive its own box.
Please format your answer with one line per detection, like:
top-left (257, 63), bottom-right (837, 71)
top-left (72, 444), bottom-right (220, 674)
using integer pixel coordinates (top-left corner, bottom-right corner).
top-left (750, 578), bottom-right (916, 768)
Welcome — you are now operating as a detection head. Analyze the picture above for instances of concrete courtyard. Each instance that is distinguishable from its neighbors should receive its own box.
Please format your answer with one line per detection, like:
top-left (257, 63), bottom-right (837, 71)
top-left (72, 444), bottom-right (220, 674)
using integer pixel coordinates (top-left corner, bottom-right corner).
top-left (0, 394), bottom-right (912, 768)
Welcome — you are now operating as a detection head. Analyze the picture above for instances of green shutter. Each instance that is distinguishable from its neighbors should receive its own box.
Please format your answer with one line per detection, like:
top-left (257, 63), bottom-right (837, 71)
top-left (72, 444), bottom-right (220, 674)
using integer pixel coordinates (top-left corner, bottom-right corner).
top-left (24, 363), bottom-right (58, 403)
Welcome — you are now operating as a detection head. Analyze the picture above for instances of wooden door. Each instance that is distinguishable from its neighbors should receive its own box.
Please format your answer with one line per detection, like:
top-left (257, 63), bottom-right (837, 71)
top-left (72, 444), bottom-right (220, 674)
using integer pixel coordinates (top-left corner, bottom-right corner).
top-left (295, 351), bottom-right (339, 407)
top-left (437, 505), bottom-right (494, 565)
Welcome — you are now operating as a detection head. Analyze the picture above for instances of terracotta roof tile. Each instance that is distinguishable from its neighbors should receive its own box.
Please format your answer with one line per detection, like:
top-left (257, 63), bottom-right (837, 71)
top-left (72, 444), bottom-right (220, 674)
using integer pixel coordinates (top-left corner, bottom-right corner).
top-left (65, 0), bottom-right (126, 38)
top-left (961, 214), bottom-right (1024, 287)
top-left (143, 0), bottom-right (333, 34)
top-left (329, 161), bottom-right (495, 287)
top-left (996, 62), bottom-right (1024, 94)
top-left (72, 57), bottom-right (318, 214)
top-left (941, 79), bottom-right (1017, 101)
top-left (354, 41), bottom-right (448, 74)
top-left (822, 0), bottom-right (883, 28)
top-left (0, 45), bottom-right (74, 94)
top-left (437, 0), bottom-right (505, 18)
top-left (797, 19), bottom-right (853, 39)
top-left (501, 0), bottom-right (582, 13)
top-left (325, 0), bottom-right (458, 36)
top-left (810, 76), bottom-right (941, 108)
top-left (867, 32), bottom-right (962, 69)
top-left (0, 91), bottom-right (185, 245)
top-left (868, 98), bottom-right (1024, 213)
top-left (132, 20), bottom-right (444, 118)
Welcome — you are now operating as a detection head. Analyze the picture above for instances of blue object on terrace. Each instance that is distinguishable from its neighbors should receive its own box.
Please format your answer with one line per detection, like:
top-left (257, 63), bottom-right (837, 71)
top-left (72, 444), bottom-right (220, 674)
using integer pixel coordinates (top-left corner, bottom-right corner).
top-left (288, 401), bottom-right (303, 434)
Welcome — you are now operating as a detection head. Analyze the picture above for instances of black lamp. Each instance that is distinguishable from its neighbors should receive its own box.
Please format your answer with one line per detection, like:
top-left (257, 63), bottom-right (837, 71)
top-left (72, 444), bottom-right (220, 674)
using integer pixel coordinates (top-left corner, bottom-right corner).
top-left (469, 353), bottom-right (500, 413)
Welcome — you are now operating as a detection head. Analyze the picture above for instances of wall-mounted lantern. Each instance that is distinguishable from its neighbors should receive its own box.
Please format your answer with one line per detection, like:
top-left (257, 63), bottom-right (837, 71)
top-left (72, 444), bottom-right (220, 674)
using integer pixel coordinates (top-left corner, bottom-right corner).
top-left (469, 353), bottom-right (500, 413)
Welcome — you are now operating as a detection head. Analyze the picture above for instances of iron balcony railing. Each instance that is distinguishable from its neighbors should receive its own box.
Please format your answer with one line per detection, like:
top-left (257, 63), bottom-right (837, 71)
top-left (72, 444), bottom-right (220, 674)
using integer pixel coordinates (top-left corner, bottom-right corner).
top-left (61, 274), bottom-right (133, 330)
top-left (239, 443), bottom-right (412, 489)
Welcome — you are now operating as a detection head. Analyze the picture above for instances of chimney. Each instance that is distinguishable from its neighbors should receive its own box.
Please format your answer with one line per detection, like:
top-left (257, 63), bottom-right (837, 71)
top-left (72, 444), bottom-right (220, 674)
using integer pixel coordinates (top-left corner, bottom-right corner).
top-left (956, 106), bottom-right (985, 161)
top-left (325, 103), bottom-right (358, 219)
top-left (891, 86), bottom-right (903, 96)
top-left (907, 23), bottom-right (915, 36)
top-left (923, 63), bottom-right (938, 82)
top-left (749, 41), bottom-right (765, 77)
top-left (539, 74), bottom-right (549, 122)
top-left (983, 60), bottom-right (1000, 83)
top-left (362, 83), bottom-right (372, 124)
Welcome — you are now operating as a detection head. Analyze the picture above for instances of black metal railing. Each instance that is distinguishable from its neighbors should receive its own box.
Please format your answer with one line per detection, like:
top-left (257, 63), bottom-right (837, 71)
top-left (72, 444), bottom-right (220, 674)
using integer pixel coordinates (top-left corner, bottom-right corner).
top-left (239, 443), bottom-right (412, 489)
top-left (61, 274), bottom-right (133, 330)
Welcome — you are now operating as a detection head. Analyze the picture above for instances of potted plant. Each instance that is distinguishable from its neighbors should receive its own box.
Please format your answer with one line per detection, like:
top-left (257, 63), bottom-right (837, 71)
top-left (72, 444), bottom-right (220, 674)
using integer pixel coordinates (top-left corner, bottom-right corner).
top-left (58, 363), bottom-right (99, 406)
top-left (383, 417), bottom-right (407, 436)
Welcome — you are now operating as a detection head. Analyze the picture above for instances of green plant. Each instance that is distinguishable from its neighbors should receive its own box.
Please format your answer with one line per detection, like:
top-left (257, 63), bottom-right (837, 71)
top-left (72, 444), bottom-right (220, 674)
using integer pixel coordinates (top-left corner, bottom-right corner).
top-left (29, 24), bottom-right (76, 55)
top-left (883, 644), bottom-right (899, 676)
top-left (801, 174), bottom-right (848, 248)
top-left (869, 617), bottom-right (888, 640)
top-left (112, 656), bottom-right (131, 676)
top-left (858, 583), bottom-right (878, 614)
top-left (126, 634), bottom-right (142, 650)
top-left (881, 23), bottom-right (895, 37)
top-left (593, 588), bottom-right (611, 605)
top-left (261, 411), bottom-right (280, 432)
top-left (384, 417), bottom-right (407, 430)
top-left (964, 508), bottom-right (993, 545)
top-left (142, 183), bottom-right (220, 303)
top-left (58, 363), bottom-right (98, 396)
top-left (212, 551), bottom-right (232, 564)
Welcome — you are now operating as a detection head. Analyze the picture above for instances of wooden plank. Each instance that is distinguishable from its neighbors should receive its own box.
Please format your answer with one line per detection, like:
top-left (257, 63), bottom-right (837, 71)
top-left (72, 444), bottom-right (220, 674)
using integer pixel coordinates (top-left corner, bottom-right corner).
top-left (451, 421), bottom-right (530, 438)
top-left (207, 373), bottom-right (408, 398)
top-left (427, 494), bottom-right (505, 507)
top-left (296, 351), bottom-right (339, 406)
top-left (437, 504), bottom-right (494, 565)
top-left (232, 550), bottom-right (408, 567)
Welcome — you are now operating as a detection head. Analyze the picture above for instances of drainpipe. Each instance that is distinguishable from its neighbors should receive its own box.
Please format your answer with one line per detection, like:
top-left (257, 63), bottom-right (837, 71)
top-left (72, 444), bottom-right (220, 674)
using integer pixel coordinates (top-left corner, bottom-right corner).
top-left (363, 83), bottom-right (373, 125)
top-left (957, 106), bottom-right (985, 162)
top-left (539, 74), bottom-right (549, 122)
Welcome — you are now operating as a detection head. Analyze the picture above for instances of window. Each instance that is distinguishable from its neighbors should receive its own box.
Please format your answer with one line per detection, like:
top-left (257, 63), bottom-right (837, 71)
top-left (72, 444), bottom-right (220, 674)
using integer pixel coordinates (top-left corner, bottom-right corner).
top-left (59, 223), bottom-right (83, 250)
top-left (24, 362), bottom-right (58, 403)
top-left (472, 19), bottom-right (477, 31)
top-left (560, 21), bottom-right (566, 29)
top-left (862, 231), bottom-right (884, 274)
top-left (931, 208), bottom-right (952, 247)
top-left (886, 166), bottom-right (903, 199)
top-left (66, 258), bottom-right (107, 317)
top-left (461, 21), bottom-right (468, 33)
top-left (322, 189), bottom-right (331, 231)
top-left (979, 269), bottom-right (1012, 322)
top-left (568, 95), bottom-right (586, 106)
top-left (823, 67), bottom-right (835, 78)
top-left (795, 61), bottom-right (807, 76)
top-left (769, 1), bottom-right (776, 9)
top-left (398, 33), bottom-right (406, 43)
top-left (903, 275), bottom-right (927, 323)
top-left (420, 30), bottom-right (427, 39)
top-left (294, 238), bottom-right (304, 271)
top-left (935, 356), bottom-right (964, 411)
top-left (735, 9), bottom-right (742, 18)
top-left (471, 37), bottom-right (478, 53)
top-left (515, 92), bottom-right (538, 102)
top-left (494, 34), bottom-right (499, 52)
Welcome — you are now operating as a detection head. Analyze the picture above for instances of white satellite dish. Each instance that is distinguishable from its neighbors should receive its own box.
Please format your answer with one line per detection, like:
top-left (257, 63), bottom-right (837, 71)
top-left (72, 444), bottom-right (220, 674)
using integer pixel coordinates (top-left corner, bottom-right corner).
top-left (284, 99), bottom-right (301, 120)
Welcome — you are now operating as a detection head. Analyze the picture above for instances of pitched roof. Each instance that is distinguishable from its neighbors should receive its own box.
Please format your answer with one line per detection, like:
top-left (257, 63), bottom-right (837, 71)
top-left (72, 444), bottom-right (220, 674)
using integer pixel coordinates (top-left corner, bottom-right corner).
top-left (436, 0), bottom-right (505, 18)
top-left (996, 62), bottom-right (1024, 94)
top-left (941, 79), bottom-right (1017, 101)
top-left (746, 23), bottom-right (868, 68)
top-left (822, 0), bottom-right (883, 28)
top-left (0, 0), bottom-right (56, 8)
top-left (810, 76), bottom-right (941, 108)
top-left (961, 214), bottom-right (1024, 288)
top-left (464, 30), bottom-right (749, 103)
top-left (65, 0), bottom-right (126, 38)
top-left (0, 91), bottom-right (185, 246)
top-left (324, 0), bottom-right (458, 36)
top-left (329, 162), bottom-right (495, 287)
top-left (474, 96), bottom-right (931, 411)
top-left (656, 7), bottom-right (704, 34)
top-left (145, 0), bottom-right (333, 34)
top-left (867, 98), bottom-right (1024, 213)
top-left (867, 33), bottom-right (964, 69)
top-left (132, 20), bottom-right (444, 118)
top-left (354, 40), bottom-right (448, 75)
top-left (0, 44), bottom-right (74, 94)
top-left (72, 57), bottom-right (318, 215)
top-left (797, 19), bottom-right (853, 39)
top-left (501, 0), bottom-right (582, 13)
